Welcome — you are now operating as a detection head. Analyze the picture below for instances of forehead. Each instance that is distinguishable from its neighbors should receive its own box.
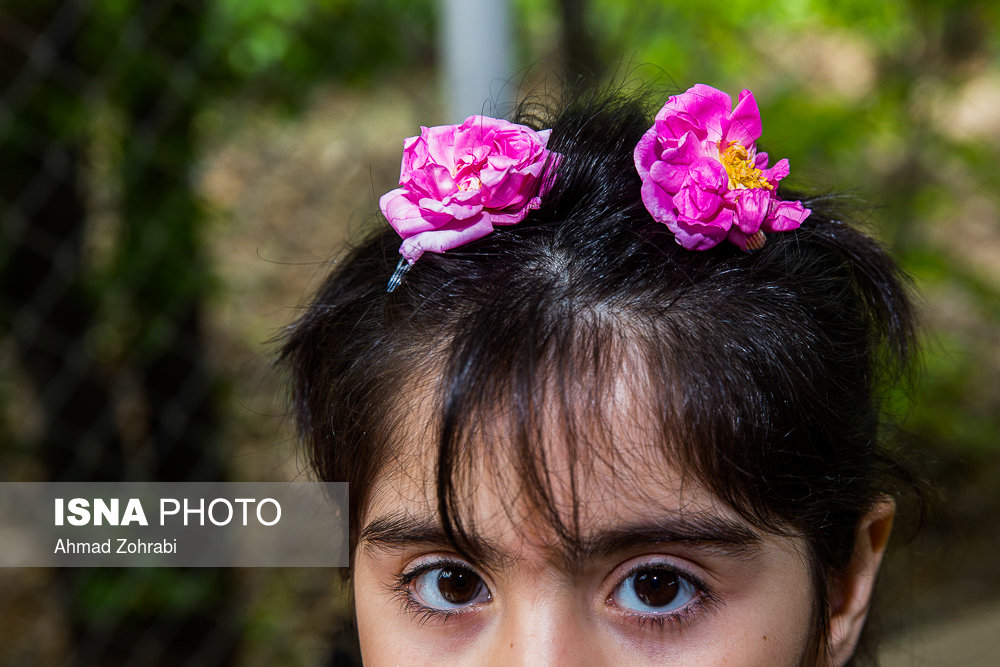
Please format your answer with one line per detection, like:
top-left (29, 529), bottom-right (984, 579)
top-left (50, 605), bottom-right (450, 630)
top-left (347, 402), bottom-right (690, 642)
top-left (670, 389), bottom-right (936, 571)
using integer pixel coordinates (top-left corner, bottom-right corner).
top-left (362, 371), bottom-right (745, 557)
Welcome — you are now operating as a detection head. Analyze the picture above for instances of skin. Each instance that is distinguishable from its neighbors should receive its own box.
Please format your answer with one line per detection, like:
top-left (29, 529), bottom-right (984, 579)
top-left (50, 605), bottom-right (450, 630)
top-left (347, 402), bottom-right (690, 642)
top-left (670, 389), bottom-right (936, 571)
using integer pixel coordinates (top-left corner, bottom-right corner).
top-left (351, 389), bottom-right (893, 666)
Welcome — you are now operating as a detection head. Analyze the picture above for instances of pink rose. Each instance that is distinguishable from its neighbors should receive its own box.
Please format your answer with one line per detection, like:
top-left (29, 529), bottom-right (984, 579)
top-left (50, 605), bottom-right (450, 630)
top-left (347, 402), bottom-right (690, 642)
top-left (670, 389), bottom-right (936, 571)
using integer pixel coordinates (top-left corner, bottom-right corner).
top-left (634, 84), bottom-right (811, 250)
top-left (380, 115), bottom-right (559, 264)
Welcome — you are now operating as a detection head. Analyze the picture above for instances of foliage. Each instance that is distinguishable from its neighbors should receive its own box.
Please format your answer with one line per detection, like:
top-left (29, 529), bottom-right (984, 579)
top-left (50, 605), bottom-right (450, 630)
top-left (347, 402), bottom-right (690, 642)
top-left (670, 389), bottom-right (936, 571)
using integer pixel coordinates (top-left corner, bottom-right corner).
top-left (205, 0), bottom-right (436, 103)
top-left (516, 0), bottom-right (1000, 460)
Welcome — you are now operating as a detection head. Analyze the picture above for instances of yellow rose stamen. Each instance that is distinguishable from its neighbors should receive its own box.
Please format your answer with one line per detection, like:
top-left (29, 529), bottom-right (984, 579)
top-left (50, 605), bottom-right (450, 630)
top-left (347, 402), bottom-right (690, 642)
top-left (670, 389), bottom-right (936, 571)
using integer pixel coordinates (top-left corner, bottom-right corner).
top-left (720, 142), bottom-right (773, 191)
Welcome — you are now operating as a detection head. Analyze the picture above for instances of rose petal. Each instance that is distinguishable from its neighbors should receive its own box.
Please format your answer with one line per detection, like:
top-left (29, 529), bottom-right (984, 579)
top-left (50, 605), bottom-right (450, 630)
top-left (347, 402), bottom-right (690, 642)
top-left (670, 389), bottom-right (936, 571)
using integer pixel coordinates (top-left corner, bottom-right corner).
top-left (381, 190), bottom-right (464, 236)
top-left (379, 189), bottom-right (425, 226)
top-left (481, 171), bottom-right (536, 209)
top-left (726, 89), bottom-right (762, 146)
top-left (478, 155), bottom-right (545, 189)
top-left (655, 113), bottom-right (707, 145)
top-left (646, 160), bottom-right (683, 194)
top-left (490, 197), bottom-right (541, 225)
top-left (640, 178), bottom-right (678, 224)
top-left (420, 194), bottom-right (482, 220)
top-left (673, 161), bottom-right (727, 221)
top-left (731, 188), bottom-right (771, 234)
top-left (761, 158), bottom-right (790, 185)
top-left (421, 124), bottom-right (464, 169)
top-left (674, 184), bottom-right (723, 221)
top-left (486, 152), bottom-right (518, 172)
top-left (634, 126), bottom-right (662, 180)
top-left (764, 200), bottom-right (811, 232)
top-left (669, 210), bottom-right (732, 250)
top-left (658, 131), bottom-right (710, 168)
top-left (399, 134), bottom-right (428, 183)
top-left (398, 212), bottom-right (494, 262)
top-left (686, 157), bottom-right (728, 191)
top-left (661, 84), bottom-right (733, 143)
top-left (406, 163), bottom-right (457, 198)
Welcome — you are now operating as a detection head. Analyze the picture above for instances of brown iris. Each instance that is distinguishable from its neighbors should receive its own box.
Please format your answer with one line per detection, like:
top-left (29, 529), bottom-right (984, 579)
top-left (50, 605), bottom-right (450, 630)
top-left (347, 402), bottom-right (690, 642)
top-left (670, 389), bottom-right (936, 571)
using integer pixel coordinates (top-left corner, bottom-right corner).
top-left (436, 566), bottom-right (482, 605)
top-left (632, 569), bottom-right (680, 608)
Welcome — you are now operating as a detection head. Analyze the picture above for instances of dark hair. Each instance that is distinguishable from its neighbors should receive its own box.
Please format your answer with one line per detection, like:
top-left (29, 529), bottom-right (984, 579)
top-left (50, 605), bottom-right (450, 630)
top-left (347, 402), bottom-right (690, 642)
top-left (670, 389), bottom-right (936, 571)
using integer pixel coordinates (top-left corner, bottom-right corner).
top-left (279, 88), bottom-right (918, 663)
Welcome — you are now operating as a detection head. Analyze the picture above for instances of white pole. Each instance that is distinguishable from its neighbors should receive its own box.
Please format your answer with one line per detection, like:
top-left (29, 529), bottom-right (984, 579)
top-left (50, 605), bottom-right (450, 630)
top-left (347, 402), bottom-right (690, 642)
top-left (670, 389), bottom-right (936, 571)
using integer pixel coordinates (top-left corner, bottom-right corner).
top-left (440, 0), bottom-right (513, 122)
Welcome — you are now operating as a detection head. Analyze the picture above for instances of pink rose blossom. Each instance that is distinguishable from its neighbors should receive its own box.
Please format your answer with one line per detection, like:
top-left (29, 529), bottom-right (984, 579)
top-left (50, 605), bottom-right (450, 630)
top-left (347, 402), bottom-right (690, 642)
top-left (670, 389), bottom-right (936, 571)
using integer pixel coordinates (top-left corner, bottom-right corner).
top-left (380, 115), bottom-right (559, 264)
top-left (634, 84), bottom-right (811, 251)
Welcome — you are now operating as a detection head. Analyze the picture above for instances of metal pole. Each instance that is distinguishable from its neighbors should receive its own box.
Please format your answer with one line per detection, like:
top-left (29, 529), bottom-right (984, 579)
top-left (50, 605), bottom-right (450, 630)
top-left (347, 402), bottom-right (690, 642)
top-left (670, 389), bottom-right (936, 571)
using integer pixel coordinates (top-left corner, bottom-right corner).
top-left (440, 0), bottom-right (513, 122)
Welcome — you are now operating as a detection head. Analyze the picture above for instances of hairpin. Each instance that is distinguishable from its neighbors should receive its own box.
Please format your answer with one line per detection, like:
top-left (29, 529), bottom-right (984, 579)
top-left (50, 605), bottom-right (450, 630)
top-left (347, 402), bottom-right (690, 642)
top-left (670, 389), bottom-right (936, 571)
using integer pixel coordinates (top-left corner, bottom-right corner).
top-left (380, 115), bottom-right (560, 292)
top-left (634, 84), bottom-right (811, 251)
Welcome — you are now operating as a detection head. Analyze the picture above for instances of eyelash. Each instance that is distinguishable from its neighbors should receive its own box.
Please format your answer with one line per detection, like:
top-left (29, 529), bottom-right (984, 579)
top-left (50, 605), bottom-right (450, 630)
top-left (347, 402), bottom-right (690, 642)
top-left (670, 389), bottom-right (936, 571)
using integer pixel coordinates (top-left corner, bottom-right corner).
top-left (389, 557), bottom-right (718, 632)
top-left (605, 562), bottom-right (718, 632)
top-left (389, 557), bottom-right (484, 626)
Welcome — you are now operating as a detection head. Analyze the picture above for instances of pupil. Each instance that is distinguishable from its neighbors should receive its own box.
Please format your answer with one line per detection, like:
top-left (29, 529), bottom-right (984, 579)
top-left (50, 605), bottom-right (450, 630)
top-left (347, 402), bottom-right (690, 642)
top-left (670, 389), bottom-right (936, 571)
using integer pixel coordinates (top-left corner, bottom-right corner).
top-left (438, 567), bottom-right (478, 604)
top-left (634, 569), bottom-right (679, 607)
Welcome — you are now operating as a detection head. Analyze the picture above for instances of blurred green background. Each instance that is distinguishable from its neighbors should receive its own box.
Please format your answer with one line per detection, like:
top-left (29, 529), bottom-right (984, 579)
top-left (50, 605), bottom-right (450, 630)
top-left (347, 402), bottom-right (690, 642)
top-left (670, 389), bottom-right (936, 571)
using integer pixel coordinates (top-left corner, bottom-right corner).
top-left (1, 0), bottom-right (998, 664)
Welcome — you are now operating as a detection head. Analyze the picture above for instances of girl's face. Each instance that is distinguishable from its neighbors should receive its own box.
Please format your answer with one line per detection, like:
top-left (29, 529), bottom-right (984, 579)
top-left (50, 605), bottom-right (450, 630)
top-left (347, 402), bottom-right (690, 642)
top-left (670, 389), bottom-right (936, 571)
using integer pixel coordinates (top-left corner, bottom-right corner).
top-left (354, 471), bottom-right (817, 665)
top-left (350, 401), bottom-right (829, 667)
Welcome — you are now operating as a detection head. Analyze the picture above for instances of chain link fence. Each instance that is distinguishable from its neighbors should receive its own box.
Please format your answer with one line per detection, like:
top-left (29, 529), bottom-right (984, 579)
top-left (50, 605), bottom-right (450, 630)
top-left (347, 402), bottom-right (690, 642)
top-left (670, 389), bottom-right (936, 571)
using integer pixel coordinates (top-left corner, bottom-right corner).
top-left (0, 0), bottom-right (436, 663)
top-left (4, 2), bottom-right (225, 661)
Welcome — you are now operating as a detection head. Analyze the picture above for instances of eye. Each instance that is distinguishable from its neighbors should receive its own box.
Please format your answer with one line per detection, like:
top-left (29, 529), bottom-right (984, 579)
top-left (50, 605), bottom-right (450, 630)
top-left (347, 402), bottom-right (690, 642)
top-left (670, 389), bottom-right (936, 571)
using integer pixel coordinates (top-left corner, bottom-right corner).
top-left (410, 563), bottom-right (491, 611)
top-left (610, 565), bottom-right (700, 615)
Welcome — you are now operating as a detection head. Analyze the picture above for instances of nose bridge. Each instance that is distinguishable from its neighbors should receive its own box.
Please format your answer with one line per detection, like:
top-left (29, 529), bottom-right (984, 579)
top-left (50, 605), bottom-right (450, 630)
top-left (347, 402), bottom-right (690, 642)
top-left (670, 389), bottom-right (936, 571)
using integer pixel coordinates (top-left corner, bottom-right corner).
top-left (487, 588), bottom-right (599, 667)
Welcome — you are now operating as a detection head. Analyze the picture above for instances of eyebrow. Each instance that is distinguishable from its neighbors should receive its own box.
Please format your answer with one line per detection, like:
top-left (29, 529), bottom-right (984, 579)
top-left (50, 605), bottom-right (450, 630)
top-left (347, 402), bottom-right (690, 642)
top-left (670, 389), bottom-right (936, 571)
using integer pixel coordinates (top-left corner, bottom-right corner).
top-left (359, 511), bottom-right (764, 568)
top-left (577, 516), bottom-right (763, 562)
top-left (360, 512), bottom-right (514, 566)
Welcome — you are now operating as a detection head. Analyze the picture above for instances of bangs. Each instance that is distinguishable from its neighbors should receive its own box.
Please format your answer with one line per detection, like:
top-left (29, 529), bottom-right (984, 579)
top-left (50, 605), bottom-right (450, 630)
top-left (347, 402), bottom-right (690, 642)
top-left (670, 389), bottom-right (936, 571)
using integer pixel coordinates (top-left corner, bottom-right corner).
top-left (280, 86), bottom-right (918, 661)
top-left (422, 241), bottom-right (853, 561)
top-left (430, 292), bottom-right (651, 557)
